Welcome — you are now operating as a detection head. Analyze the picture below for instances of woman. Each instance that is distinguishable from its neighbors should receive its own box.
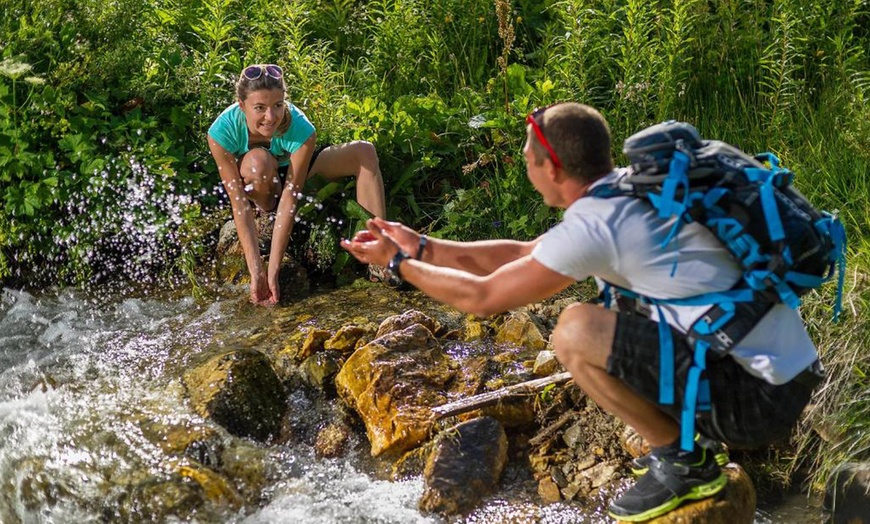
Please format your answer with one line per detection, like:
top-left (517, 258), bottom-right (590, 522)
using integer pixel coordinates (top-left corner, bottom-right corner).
top-left (208, 64), bottom-right (387, 305)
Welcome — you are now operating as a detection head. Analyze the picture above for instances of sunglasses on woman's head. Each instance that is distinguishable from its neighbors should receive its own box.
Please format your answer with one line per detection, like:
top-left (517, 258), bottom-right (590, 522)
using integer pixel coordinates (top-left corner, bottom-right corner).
top-left (526, 105), bottom-right (563, 169)
top-left (242, 64), bottom-right (283, 81)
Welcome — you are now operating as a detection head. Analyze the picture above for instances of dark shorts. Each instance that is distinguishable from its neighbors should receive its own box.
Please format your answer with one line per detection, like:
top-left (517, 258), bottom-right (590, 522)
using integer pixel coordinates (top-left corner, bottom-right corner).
top-left (277, 144), bottom-right (329, 187)
top-left (607, 312), bottom-right (818, 449)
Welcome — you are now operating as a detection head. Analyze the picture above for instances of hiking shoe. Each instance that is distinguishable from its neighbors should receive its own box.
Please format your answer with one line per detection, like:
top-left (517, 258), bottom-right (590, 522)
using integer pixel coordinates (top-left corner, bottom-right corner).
top-left (367, 264), bottom-right (404, 289)
top-left (629, 434), bottom-right (729, 476)
top-left (609, 446), bottom-right (727, 522)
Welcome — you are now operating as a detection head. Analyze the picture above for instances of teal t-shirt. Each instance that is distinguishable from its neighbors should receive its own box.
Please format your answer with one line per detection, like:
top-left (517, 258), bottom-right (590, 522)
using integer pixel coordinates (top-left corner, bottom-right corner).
top-left (208, 102), bottom-right (315, 167)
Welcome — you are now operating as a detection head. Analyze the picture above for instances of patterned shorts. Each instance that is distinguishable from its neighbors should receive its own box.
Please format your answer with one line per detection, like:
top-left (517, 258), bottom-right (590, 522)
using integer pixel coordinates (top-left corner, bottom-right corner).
top-left (607, 311), bottom-right (817, 448)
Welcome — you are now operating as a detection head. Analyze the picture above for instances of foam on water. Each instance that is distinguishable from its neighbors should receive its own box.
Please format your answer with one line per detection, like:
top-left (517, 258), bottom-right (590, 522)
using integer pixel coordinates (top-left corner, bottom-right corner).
top-left (246, 461), bottom-right (437, 524)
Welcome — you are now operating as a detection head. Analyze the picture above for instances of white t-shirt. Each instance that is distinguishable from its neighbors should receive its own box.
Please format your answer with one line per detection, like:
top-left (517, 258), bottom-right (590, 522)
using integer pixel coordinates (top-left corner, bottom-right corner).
top-left (532, 171), bottom-right (818, 385)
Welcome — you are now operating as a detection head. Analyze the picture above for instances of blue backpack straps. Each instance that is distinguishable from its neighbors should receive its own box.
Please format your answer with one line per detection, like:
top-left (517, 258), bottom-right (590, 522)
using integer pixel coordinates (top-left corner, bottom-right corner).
top-left (592, 121), bottom-right (847, 451)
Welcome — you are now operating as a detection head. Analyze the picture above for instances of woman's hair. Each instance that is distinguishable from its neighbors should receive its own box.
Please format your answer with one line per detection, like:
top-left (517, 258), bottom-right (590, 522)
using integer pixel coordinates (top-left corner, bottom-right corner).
top-left (236, 64), bottom-right (291, 135)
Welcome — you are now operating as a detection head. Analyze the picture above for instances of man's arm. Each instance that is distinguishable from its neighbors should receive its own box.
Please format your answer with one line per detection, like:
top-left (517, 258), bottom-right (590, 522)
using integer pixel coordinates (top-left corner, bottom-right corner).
top-left (365, 217), bottom-right (537, 275)
top-left (400, 254), bottom-right (575, 317)
top-left (342, 219), bottom-right (574, 317)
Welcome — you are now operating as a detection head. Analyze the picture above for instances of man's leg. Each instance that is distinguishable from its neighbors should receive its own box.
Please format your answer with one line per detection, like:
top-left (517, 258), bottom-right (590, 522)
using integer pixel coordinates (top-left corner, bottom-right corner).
top-left (552, 303), bottom-right (726, 522)
top-left (551, 302), bottom-right (679, 447)
top-left (307, 141), bottom-right (386, 218)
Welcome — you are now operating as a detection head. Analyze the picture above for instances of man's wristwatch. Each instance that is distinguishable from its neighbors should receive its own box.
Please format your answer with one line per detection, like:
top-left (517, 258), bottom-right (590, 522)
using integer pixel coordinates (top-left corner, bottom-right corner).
top-left (386, 250), bottom-right (409, 283)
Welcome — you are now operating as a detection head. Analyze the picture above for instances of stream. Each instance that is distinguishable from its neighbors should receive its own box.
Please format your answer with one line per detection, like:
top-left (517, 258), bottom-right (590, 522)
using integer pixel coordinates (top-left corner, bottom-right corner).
top-left (0, 284), bottom-right (823, 523)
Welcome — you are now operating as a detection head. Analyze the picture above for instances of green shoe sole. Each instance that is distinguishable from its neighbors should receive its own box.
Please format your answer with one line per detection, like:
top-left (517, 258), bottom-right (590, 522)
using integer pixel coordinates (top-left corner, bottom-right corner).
top-left (608, 472), bottom-right (728, 522)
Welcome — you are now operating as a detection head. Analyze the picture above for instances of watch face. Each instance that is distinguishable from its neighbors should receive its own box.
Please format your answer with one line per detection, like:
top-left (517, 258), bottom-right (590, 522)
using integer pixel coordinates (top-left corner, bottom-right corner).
top-left (387, 252), bottom-right (406, 281)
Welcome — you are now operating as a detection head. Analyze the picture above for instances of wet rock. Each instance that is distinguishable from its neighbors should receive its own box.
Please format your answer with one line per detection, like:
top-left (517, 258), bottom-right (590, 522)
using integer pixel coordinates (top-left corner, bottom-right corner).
top-left (533, 349), bottom-right (561, 376)
top-left (315, 422), bottom-right (352, 458)
top-left (375, 309), bottom-right (440, 338)
top-left (476, 397), bottom-right (537, 429)
top-left (183, 349), bottom-right (286, 442)
top-left (462, 317), bottom-right (492, 341)
top-left (297, 328), bottom-right (331, 360)
top-left (299, 351), bottom-right (342, 390)
top-left (174, 462), bottom-right (243, 510)
top-left (392, 443), bottom-right (435, 480)
top-left (219, 440), bottom-right (268, 499)
top-left (824, 461), bottom-right (870, 523)
top-left (579, 460), bottom-right (619, 488)
top-left (335, 323), bottom-right (453, 456)
top-left (495, 311), bottom-right (548, 351)
top-left (618, 464), bottom-right (755, 524)
top-left (139, 419), bottom-right (223, 468)
top-left (324, 324), bottom-right (373, 353)
top-left (419, 417), bottom-right (508, 515)
top-left (121, 474), bottom-right (206, 523)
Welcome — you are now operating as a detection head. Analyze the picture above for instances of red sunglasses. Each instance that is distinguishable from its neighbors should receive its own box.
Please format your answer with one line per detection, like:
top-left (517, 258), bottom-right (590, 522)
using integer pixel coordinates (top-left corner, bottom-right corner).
top-left (242, 64), bottom-right (283, 81)
top-left (526, 106), bottom-right (563, 169)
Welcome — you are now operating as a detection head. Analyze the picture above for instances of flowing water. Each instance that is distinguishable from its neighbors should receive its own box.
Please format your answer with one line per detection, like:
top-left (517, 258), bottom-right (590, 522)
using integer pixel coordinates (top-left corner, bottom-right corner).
top-left (0, 285), bottom-right (823, 523)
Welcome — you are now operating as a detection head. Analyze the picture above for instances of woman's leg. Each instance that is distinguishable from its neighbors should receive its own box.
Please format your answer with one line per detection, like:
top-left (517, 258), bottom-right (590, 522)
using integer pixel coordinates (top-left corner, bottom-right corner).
top-left (308, 141), bottom-right (386, 218)
top-left (238, 148), bottom-right (282, 212)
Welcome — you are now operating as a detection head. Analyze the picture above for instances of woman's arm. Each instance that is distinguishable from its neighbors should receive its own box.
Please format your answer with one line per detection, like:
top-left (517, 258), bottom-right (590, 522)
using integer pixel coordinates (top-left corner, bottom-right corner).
top-left (208, 135), bottom-right (269, 303)
top-left (267, 133), bottom-right (317, 299)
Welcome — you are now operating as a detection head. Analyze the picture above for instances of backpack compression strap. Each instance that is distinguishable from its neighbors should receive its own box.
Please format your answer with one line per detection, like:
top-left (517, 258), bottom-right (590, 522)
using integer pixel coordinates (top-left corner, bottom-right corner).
top-left (602, 283), bottom-right (773, 451)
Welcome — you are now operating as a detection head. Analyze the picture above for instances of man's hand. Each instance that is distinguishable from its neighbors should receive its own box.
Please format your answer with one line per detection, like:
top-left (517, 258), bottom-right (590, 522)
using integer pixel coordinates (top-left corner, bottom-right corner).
top-left (341, 218), bottom-right (402, 266)
top-left (367, 218), bottom-right (421, 257)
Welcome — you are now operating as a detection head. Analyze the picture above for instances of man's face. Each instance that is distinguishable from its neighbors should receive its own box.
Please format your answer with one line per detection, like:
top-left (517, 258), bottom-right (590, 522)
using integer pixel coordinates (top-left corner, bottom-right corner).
top-left (523, 128), bottom-right (556, 206)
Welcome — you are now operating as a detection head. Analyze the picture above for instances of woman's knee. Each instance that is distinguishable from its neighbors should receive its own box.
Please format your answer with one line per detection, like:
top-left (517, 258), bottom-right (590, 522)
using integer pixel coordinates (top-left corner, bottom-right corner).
top-left (349, 140), bottom-right (379, 171)
top-left (239, 149), bottom-right (278, 185)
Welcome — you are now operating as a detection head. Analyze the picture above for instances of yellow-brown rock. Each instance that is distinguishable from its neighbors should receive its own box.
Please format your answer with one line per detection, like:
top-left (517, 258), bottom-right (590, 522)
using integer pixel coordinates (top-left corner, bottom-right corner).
top-left (620, 425), bottom-right (651, 459)
top-left (495, 311), bottom-right (548, 351)
top-left (375, 309), bottom-right (440, 338)
top-left (324, 325), bottom-right (371, 353)
top-left (175, 462), bottom-right (243, 510)
top-left (538, 476), bottom-right (562, 503)
top-left (335, 323), bottom-right (453, 456)
top-left (297, 328), bottom-right (331, 360)
top-left (462, 318), bottom-right (491, 341)
top-left (615, 464), bottom-right (756, 524)
top-left (182, 349), bottom-right (285, 442)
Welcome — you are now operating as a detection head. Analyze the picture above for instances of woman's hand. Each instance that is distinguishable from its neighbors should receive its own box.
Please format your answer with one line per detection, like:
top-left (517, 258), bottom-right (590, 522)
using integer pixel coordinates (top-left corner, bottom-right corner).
top-left (250, 269), bottom-right (276, 305)
top-left (266, 271), bottom-right (281, 305)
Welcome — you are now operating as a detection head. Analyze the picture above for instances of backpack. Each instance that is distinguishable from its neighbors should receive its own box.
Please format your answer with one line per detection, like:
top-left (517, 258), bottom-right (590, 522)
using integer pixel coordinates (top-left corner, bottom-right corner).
top-left (590, 120), bottom-right (847, 450)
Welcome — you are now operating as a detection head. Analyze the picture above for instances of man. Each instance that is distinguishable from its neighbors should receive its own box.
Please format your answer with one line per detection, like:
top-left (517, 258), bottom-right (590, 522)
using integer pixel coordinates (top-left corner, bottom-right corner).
top-left (341, 102), bottom-right (821, 521)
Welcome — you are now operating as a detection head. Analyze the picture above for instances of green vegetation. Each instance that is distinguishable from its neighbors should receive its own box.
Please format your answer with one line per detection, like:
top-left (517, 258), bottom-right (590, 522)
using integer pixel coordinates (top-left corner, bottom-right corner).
top-left (0, 0), bottom-right (867, 497)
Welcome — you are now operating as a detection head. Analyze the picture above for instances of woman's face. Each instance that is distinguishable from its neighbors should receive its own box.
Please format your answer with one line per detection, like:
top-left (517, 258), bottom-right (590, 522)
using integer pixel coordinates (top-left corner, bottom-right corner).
top-left (239, 88), bottom-right (285, 139)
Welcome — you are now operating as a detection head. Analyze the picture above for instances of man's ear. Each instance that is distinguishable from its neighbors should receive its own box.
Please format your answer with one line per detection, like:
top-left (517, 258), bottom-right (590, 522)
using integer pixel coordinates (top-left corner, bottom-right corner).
top-left (548, 161), bottom-right (562, 182)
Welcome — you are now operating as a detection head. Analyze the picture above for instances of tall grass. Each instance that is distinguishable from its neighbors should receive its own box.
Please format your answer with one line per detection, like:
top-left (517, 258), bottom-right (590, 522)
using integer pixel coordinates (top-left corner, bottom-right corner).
top-left (0, 0), bottom-right (868, 493)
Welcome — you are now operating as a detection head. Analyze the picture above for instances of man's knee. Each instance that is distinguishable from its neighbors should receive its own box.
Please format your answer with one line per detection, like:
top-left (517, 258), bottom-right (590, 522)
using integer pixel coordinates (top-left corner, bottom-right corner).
top-left (552, 303), bottom-right (615, 369)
